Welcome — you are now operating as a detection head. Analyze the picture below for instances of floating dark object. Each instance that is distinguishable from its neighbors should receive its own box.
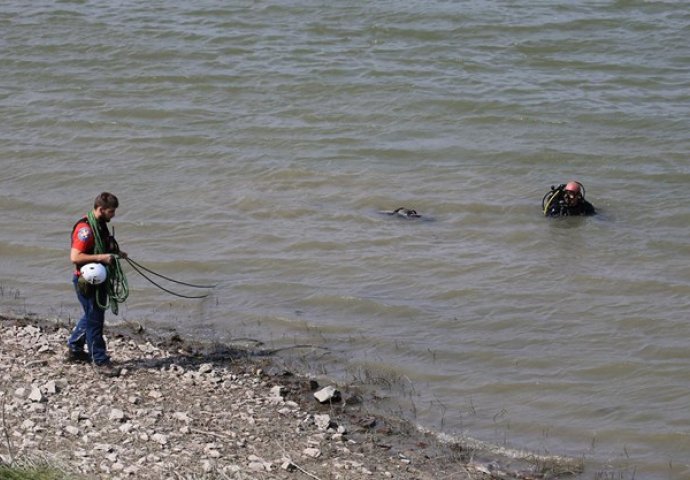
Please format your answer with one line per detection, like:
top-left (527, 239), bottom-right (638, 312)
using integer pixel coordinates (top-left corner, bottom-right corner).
top-left (380, 207), bottom-right (421, 219)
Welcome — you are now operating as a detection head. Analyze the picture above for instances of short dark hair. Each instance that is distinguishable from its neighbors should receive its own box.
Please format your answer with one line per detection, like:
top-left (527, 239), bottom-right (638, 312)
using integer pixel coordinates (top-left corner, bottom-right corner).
top-left (94, 192), bottom-right (119, 209)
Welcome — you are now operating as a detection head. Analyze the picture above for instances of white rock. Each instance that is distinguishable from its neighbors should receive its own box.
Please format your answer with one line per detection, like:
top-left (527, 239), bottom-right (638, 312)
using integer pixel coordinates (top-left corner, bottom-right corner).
top-left (172, 411), bottom-right (191, 422)
top-left (147, 390), bottom-right (163, 399)
top-left (313, 386), bottom-right (340, 403)
top-left (123, 465), bottom-right (139, 475)
top-left (109, 408), bottom-right (126, 422)
top-left (118, 423), bottom-right (133, 433)
top-left (198, 363), bottom-right (213, 374)
top-left (302, 448), bottom-right (321, 458)
top-left (314, 414), bottom-right (331, 430)
top-left (152, 433), bottom-right (168, 445)
top-left (70, 410), bottom-right (85, 422)
top-left (44, 380), bottom-right (57, 395)
top-left (270, 385), bottom-right (286, 398)
top-left (28, 387), bottom-right (43, 403)
top-left (65, 426), bottom-right (79, 436)
top-left (27, 403), bottom-right (45, 413)
top-left (24, 326), bottom-right (41, 336)
top-left (223, 465), bottom-right (241, 475)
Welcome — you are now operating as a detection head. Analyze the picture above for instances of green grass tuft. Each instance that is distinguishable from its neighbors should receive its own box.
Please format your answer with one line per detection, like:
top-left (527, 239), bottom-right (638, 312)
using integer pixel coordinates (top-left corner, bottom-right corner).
top-left (0, 465), bottom-right (72, 480)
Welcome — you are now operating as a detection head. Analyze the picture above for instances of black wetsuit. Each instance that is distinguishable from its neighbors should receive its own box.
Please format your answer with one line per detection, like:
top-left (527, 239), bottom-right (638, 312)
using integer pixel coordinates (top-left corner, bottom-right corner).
top-left (545, 195), bottom-right (596, 217)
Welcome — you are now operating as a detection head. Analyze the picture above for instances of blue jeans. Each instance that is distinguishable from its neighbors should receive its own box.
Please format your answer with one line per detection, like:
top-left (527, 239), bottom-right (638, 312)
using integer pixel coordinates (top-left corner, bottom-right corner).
top-left (67, 274), bottom-right (109, 365)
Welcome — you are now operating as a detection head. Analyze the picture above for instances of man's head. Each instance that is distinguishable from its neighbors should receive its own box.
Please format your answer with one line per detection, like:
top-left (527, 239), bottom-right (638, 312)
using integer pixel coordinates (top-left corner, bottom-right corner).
top-left (563, 181), bottom-right (583, 206)
top-left (93, 192), bottom-right (119, 222)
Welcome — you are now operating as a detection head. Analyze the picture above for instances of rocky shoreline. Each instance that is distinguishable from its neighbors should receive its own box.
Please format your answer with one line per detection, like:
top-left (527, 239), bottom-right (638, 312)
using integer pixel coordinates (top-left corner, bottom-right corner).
top-left (0, 314), bottom-right (581, 479)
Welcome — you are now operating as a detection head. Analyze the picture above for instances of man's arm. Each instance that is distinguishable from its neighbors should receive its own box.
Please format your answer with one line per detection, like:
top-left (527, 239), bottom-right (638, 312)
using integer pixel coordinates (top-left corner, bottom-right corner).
top-left (71, 248), bottom-right (114, 266)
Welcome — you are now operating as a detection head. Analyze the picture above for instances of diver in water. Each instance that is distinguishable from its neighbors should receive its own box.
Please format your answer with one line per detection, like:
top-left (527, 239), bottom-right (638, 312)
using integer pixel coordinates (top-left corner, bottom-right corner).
top-left (543, 181), bottom-right (596, 217)
top-left (380, 207), bottom-right (422, 219)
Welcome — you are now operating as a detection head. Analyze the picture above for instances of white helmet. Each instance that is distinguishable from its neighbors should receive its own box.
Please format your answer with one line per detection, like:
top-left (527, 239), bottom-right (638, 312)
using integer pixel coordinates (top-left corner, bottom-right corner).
top-left (80, 263), bottom-right (107, 285)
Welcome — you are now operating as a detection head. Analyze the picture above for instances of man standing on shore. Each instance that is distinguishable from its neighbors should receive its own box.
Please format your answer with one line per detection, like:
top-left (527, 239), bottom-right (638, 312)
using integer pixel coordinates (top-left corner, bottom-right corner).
top-left (66, 192), bottom-right (127, 376)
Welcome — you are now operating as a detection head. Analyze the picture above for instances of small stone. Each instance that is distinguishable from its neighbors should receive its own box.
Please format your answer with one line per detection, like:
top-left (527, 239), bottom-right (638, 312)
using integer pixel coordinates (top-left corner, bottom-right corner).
top-left (303, 448), bottom-right (321, 458)
top-left (198, 363), bottom-right (213, 374)
top-left (65, 426), bottom-right (79, 436)
top-left (152, 433), bottom-right (168, 445)
top-left (71, 410), bottom-right (86, 422)
top-left (118, 423), bottom-right (133, 433)
top-left (314, 386), bottom-right (341, 404)
top-left (270, 386), bottom-right (286, 398)
top-left (172, 411), bottom-right (191, 422)
top-left (109, 408), bottom-right (126, 422)
top-left (147, 390), bottom-right (163, 399)
top-left (314, 414), bottom-right (331, 430)
top-left (28, 387), bottom-right (43, 403)
top-left (44, 380), bottom-right (57, 395)
top-left (123, 465), bottom-right (139, 475)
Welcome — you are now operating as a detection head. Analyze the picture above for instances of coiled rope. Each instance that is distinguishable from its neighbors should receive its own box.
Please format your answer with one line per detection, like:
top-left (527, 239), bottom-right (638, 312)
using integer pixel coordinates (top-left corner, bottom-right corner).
top-left (86, 212), bottom-right (215, 307)
top-left (87, 211), bottom-right (129, 314)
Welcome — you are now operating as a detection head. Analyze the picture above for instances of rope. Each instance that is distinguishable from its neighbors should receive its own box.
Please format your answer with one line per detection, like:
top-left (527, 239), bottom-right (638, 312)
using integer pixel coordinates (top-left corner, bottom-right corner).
top-left (86, 211), bottom-right (214, 303)
top-left (87, 211), bottom-right (129, 314)
top-left (125, 258), bottom-right (215, 289)
top-left (124, 257), bottom-right (213, 299)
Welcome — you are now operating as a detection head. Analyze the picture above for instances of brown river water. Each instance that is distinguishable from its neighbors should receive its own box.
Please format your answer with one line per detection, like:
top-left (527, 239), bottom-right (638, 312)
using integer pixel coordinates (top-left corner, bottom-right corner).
top-left (1, 2), bottom-right (689, 478)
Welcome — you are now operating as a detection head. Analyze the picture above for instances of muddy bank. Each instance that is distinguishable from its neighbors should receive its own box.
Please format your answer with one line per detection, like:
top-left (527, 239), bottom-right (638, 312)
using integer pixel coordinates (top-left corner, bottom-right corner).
top-left (0, 314), bottom-right (581, 479)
